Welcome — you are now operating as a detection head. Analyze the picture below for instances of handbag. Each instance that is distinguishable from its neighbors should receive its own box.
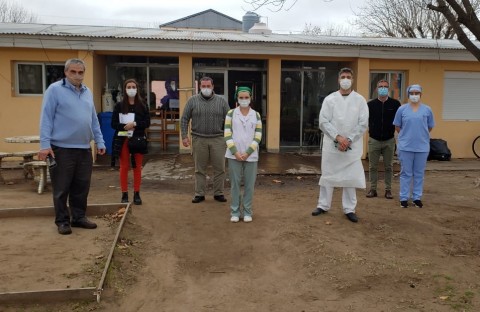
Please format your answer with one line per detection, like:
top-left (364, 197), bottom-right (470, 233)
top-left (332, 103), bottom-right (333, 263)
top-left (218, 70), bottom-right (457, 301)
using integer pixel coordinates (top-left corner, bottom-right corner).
top-left (128, 135), bottom-right (148, 154)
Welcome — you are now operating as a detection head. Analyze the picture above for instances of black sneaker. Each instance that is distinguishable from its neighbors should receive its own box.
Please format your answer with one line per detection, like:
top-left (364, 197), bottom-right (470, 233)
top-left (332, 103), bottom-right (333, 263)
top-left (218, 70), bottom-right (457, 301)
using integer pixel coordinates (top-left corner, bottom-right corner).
top-left (214, 195), bottom-right (227, 202)
top-left (413, 200), bottom-right (423, 208)
top-left (345, 212), bottom-right (358, 223)
top-left (311, 208), bottom-right (326, 216)
top-left (400, 201), bottom-right (409, 208)
top-left (192, 195), bottom-right (205, 203)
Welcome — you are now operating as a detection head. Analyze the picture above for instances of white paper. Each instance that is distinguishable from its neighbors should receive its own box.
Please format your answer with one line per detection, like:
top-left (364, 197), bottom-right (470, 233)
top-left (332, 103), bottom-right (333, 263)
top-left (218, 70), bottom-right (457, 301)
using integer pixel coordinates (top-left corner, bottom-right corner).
top-left (119, 113), bottom-right (135, 137)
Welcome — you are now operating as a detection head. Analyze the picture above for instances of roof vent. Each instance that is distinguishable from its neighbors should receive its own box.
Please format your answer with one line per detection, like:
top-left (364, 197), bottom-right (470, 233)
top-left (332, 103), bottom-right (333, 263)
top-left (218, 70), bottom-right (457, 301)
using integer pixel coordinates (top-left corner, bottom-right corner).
top-left (248, 22), bottom-right (272, 35)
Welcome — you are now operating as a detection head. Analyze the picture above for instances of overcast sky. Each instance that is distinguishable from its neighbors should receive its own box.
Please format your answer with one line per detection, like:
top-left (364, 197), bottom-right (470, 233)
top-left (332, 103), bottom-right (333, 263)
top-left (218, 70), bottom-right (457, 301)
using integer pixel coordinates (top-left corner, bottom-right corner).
top-left (15, 0), bottom-right (364, 34)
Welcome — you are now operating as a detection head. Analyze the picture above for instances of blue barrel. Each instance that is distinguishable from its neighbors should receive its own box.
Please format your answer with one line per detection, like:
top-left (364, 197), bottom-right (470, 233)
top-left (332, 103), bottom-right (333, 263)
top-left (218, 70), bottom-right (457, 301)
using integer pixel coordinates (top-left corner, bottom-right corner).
top-left (98, 112), bottom-right (115, 155)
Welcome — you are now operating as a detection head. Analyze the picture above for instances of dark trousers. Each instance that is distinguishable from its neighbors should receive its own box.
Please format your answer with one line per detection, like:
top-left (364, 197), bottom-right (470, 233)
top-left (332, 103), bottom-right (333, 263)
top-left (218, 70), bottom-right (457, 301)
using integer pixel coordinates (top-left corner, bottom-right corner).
top-left (50, 145), bottom-right (93, 226)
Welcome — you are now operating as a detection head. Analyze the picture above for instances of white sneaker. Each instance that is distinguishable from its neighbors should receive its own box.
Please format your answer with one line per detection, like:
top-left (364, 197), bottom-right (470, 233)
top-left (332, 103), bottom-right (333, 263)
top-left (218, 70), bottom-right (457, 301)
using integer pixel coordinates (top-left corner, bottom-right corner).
top-left (230, 216), bottom-right (239, 223)
top-left (243, 216), bottom-right (252, 223)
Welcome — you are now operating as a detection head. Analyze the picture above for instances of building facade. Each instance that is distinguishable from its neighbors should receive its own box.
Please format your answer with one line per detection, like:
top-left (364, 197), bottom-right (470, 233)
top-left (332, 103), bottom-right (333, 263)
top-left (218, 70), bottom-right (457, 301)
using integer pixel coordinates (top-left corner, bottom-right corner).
top-left (1, 22), bottom-right (480, 158)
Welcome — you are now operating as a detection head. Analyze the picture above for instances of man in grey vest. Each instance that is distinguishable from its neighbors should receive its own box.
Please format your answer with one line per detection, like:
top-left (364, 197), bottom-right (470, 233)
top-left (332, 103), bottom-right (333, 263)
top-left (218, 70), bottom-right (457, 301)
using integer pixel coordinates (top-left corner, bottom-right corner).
top-left (180, 77), bottom-right (231, 203)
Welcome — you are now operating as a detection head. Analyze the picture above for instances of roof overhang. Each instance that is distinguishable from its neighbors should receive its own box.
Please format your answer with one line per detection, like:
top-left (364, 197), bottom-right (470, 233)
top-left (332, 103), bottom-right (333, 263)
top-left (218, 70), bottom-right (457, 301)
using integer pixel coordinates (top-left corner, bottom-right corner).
top-left (0, 35), bottom-right (475, 61)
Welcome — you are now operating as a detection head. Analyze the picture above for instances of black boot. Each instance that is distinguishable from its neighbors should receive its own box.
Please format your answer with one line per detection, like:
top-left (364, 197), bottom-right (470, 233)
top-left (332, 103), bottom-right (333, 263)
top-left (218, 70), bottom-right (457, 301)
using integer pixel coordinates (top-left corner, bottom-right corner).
top-left (133, 191), bottom-right (142, 205)
top-left (121, 192), bottom-right (128, 203)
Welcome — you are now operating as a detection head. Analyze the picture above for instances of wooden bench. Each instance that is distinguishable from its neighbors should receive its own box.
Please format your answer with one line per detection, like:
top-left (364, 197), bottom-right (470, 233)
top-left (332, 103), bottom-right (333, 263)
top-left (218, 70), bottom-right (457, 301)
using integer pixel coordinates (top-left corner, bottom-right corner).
top-left (23, 161), bottom-right (49, 194)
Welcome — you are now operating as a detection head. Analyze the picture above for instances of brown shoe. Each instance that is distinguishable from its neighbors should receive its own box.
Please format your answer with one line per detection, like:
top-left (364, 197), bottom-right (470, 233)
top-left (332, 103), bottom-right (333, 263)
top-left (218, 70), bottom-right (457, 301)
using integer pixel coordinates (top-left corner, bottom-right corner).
top-left (385, 190), bottom-right (393, 199)
top-left (366, 190), bottom-right (377, 198)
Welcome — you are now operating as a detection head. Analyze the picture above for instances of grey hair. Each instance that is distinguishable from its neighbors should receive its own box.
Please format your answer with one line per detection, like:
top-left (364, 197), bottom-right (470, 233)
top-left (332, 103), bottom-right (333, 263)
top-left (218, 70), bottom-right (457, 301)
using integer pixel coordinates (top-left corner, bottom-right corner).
top-left (64, 58), bottom-right (86, 72)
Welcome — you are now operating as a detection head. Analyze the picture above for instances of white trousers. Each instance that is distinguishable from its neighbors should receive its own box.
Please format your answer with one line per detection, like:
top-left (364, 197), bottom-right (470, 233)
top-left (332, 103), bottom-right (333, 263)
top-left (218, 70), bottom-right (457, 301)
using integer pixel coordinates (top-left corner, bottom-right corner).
top-left (316, 186), bottom-right (357, 214)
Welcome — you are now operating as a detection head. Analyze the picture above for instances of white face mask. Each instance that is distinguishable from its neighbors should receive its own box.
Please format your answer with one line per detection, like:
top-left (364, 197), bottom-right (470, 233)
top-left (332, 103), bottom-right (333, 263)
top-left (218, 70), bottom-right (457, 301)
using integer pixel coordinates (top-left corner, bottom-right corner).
top-left (126, 89), bottom-right (137, 98)
top-left (170, 82), bottom-right (176, 92)
top-left (201, 88), bottom-right (213, 97)
top-left (409, 94), bottom-right (421, 103)
top-left (238, 99), bottom-right (250, 107)
top-left (339, 78), bottom-right (352, 90)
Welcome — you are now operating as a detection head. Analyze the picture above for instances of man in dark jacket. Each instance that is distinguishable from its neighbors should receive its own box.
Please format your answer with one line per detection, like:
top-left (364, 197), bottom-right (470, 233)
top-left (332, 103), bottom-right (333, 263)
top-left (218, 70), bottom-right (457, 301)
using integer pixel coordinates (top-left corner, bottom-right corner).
top-left (366, 79), bottom-right (401, 199)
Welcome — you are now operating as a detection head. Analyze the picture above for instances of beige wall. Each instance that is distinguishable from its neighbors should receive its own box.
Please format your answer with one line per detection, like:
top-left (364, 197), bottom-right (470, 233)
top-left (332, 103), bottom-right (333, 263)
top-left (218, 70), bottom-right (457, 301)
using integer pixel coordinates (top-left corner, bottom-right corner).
top-left (178, 54), bottom-right (193, 154)
top-left (0, 48), bottom-right (81, 152)
top-left (370, 59), bottom-right (480, 158)
top-left (267, 57), bottom-right (281, 153)
top-left (353, 58), bottom-right (371, 158)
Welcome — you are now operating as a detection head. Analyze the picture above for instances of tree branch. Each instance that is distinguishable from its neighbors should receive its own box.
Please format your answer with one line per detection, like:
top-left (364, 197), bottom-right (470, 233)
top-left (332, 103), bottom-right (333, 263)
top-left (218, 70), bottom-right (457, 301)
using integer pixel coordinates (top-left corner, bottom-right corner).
top-left (428, 0), bottom-right (480, 60)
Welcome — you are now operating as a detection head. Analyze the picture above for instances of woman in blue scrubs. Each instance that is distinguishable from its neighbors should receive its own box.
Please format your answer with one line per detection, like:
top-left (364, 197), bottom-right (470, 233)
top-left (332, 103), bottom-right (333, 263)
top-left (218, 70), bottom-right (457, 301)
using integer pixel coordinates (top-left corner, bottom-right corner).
top-left (393, 84), bottom-right (435, 208)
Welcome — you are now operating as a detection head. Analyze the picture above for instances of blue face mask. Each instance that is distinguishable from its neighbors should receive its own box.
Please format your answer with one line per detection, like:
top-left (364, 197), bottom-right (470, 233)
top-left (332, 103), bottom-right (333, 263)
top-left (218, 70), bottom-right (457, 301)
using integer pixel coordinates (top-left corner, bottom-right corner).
top-left (378, 87), bottom-right (389, 97)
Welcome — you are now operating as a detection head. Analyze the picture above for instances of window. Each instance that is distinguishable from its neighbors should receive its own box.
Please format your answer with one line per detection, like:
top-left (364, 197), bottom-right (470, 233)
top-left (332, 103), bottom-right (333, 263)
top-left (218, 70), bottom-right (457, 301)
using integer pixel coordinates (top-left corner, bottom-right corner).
top-left (443, 71), bottom-right (480, 121)
top-left (369, 71), bottom-right (405, 102)
top-left (105, 56), bottom-right (179, 111)
top-left (16, 62), bottom-right (64, 95)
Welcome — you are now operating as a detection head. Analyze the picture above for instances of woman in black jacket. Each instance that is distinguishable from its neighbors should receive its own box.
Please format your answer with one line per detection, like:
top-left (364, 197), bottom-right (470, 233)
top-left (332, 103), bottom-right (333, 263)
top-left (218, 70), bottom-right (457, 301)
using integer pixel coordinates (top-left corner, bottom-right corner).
top-left (111, 79), bottom-right (150, 205)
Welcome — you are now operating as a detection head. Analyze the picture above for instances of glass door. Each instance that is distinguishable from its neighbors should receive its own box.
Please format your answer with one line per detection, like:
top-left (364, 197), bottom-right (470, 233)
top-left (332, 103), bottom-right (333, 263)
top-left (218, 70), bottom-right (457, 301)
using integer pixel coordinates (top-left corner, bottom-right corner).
top-left (280, 71), bottom-right (302, 147)
top-left (280, 68), bottom-right (337, 149)
top-left (302, 70), bottom-right (325, 148)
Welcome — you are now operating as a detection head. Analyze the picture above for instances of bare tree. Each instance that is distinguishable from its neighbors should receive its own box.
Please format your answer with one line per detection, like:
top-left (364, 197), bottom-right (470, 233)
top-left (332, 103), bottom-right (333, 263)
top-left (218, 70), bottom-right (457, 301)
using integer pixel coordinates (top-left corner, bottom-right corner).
top-left (0, 0), bottom-right (38, 23)
top-left (303, 23), bottom-right (354, 36)
top-left (246, 0), bottom-right (480, 61)
top-left (353, 0), bottom-right (470, 39)
top-left (244, 0), bottom-right (298, 11)
top-left (427, 0), bottom-right (480, 61)
top-left (244, 0), bottom-right (333, 12)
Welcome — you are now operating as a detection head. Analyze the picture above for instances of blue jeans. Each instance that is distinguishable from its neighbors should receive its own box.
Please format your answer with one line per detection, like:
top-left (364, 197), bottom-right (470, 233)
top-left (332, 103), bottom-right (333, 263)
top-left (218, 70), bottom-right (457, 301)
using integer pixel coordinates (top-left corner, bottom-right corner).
top-left (227, 159), bottom-right (257, 217)
top-left (398, 150), bottom-right (429, 201)
top-left (50, 145), bottom-right (93, 226)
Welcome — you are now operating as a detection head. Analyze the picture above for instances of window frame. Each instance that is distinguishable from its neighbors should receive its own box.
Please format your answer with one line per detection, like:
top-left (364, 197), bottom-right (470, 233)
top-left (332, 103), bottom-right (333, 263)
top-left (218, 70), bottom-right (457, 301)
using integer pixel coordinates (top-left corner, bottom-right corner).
top-left (442, 71), bottom-right (480, 121)
top-left (369, 71), bottom-right (406, 102)
top-left (15, 62), bottom-right (64, 96)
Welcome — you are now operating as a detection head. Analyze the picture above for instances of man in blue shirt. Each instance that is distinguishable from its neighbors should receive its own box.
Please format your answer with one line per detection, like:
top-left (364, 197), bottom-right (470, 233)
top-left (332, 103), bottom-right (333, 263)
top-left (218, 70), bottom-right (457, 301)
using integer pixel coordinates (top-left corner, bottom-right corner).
top-left (38, 58), bottom-right (106, 235)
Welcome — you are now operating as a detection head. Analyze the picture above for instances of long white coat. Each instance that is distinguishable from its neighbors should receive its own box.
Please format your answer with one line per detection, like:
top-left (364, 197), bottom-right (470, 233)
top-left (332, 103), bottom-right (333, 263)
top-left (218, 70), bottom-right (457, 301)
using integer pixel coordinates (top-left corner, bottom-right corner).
top-left (319, 90), bottom-right (369, 188)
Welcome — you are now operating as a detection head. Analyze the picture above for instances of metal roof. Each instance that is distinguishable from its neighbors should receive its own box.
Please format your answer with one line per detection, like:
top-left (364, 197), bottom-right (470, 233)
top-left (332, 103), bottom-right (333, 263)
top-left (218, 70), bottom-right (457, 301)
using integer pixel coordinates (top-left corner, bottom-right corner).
top-left (159, 9), bottom-right (242, 30)
top-left (0, 22), bottom-right (473, 51)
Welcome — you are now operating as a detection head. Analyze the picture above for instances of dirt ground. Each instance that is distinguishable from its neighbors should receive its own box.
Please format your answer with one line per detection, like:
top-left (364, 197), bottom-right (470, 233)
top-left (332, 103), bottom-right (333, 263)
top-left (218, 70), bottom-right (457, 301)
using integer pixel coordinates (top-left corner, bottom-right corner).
top-left (1, 161), bottom-right (480, 312)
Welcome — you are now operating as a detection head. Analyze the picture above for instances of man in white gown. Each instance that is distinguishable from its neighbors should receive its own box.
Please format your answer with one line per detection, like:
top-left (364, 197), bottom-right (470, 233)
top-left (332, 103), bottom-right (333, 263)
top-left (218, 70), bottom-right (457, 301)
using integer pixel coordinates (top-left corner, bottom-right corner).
top-left (312, 67), bottom-right (369, 223)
